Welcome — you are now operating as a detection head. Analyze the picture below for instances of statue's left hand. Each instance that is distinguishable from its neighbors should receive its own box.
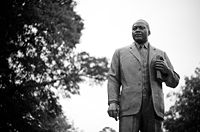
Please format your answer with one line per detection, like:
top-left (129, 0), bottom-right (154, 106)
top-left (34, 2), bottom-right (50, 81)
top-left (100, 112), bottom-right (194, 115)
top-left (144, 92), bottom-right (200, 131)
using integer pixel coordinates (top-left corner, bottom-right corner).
top-left (154, 60), bottom-right (171, 75)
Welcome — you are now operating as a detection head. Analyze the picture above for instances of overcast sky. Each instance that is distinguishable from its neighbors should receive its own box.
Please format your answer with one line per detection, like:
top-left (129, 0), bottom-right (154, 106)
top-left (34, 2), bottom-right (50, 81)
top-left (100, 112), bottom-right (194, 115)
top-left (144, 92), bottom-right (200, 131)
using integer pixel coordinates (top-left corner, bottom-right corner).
top-left (59, 0), bottom-right (200, 132)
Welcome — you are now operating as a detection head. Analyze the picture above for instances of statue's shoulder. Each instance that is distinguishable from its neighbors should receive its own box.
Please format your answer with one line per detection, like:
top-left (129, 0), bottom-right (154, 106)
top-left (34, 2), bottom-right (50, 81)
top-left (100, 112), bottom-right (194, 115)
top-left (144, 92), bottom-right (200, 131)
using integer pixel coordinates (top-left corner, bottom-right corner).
top-left (150, 44), bottom-right (165, 54)
top-left (116, 43), bottom-right (133, 53)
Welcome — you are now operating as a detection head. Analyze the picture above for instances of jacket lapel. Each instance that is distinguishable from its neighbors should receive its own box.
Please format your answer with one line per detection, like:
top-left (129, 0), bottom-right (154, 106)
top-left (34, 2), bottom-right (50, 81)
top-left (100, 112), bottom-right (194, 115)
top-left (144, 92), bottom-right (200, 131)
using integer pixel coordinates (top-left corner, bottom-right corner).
top-left (129, 43), bottom-right (142, 64)
top-left (149, 44), bottom-right (157, 64)
top-left (129, 43), bottom-right (157, 65)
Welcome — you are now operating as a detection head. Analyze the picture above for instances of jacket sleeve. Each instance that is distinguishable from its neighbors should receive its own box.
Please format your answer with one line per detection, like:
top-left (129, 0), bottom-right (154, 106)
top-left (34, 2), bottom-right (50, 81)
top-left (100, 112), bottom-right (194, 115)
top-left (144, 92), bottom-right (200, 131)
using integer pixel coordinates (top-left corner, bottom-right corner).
top-left (107, 49), bottom-right (121, 105)
top-left (163, 52), bottom-right (180, 88)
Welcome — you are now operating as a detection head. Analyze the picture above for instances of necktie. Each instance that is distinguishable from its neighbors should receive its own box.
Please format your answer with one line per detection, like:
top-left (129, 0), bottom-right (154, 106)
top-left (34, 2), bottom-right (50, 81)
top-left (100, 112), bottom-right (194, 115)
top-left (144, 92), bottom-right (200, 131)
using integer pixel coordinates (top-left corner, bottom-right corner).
top-left (139, 45), bottom-right (147, 65)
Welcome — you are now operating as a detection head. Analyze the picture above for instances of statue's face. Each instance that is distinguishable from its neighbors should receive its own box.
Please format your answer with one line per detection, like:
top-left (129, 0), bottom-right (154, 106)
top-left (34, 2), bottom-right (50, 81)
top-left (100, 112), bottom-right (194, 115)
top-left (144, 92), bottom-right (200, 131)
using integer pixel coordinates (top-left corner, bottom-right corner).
top-left (132, 23), bottom-right (149, 44)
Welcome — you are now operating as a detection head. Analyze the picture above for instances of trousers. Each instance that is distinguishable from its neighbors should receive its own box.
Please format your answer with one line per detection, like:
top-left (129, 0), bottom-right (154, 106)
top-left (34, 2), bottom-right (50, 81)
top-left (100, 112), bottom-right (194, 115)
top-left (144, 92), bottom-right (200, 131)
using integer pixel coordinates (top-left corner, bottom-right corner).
top-left (119, 95), bottom-right (163, 132)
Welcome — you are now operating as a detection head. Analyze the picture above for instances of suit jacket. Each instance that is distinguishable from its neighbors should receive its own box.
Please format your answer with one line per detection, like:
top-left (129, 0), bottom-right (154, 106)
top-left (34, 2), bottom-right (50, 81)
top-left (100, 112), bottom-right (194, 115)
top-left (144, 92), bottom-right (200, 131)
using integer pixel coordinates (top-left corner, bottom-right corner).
top-left (107, 42), bottom-right (179, 119)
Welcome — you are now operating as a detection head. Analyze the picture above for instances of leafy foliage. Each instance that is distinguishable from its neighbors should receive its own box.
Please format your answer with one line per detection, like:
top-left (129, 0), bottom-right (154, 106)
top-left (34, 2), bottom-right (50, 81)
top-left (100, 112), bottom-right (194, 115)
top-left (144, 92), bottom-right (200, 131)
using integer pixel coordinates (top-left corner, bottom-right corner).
top-left (99, 127), bottom-right (117, 132)
top-left (0, 0), bottom-right (108, 131)
top-left (164, 67), bottom-right (200, 132)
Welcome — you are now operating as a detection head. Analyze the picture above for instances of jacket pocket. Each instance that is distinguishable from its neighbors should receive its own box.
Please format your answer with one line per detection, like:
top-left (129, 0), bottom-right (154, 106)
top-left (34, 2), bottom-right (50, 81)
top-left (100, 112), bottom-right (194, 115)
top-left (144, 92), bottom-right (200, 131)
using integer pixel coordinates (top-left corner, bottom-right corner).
top-left (120, 88), bottom-right (141, 112)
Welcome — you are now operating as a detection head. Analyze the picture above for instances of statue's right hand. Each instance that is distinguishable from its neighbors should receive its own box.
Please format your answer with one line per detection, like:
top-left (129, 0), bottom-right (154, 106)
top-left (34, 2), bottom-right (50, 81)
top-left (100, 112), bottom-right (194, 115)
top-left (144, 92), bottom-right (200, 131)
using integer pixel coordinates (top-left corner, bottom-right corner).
top-left (107, 103), bottom-right (119, 121)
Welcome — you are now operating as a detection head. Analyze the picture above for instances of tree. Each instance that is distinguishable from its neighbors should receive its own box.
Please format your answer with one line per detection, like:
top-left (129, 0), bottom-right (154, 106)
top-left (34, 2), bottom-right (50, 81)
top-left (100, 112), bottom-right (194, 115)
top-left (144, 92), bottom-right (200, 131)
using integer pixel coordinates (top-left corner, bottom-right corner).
top-left (44, 114), bottom-right (79, 132)
top-left (0, 0), bottom-right (108, 131)
top-left (164, 67), bottom-right (200, 132)
top-left (99, 127), bottom-right (117, 132)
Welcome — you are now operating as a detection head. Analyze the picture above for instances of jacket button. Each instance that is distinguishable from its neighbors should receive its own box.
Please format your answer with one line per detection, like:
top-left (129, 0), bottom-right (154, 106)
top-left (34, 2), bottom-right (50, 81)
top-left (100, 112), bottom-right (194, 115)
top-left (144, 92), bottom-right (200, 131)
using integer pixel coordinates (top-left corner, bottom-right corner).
top-left (139, 68), bottom-right (141, 71)
top-left (138, 83), bottom-right (141, 86)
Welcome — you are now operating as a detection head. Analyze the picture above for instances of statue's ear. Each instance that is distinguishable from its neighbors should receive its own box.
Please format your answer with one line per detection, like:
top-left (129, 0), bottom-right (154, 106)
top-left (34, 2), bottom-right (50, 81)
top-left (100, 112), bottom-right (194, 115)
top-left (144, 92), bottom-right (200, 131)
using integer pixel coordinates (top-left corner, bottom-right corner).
top-left (148, 30), bottom-right (151, 36)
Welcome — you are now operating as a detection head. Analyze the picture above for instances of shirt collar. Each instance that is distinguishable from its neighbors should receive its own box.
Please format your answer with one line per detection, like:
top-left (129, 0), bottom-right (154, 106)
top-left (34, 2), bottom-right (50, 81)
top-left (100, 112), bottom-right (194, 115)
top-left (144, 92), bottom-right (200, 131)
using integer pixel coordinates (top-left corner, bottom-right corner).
top-left (135, 41), bottom-right (149, 49)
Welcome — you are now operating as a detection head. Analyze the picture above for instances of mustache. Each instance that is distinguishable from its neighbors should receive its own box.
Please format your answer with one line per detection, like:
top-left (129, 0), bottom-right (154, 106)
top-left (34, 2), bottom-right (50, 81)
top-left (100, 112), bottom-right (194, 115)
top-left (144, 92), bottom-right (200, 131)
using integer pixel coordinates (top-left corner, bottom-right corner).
top-left (134, 31), bottom-right (142, 34)
top-left (134, 33), bottom-right (143, 37)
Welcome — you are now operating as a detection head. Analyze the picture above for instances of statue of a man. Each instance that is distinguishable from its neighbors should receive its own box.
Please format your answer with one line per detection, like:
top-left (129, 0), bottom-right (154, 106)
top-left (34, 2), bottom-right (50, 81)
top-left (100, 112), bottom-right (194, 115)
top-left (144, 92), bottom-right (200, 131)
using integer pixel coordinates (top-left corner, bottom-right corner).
top-left (107, 19), bottom-right (180, 132)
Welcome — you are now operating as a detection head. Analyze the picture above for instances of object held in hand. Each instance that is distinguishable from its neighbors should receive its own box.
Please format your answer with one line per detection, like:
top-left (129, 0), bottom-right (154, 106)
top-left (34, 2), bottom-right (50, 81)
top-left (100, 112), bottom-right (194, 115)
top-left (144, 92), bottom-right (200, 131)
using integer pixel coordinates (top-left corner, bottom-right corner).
top-left (156, 55), bottom-right (164, 82)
